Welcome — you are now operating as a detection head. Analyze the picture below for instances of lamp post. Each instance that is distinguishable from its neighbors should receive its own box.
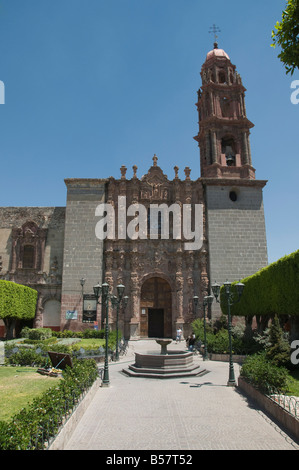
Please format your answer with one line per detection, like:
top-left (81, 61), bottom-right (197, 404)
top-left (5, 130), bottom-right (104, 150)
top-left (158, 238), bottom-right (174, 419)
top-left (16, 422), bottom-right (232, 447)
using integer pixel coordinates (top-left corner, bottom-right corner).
top-left (80, 278), bottom-right (86, 295)
top-left (193, 294), bottom-right (214, 360)
top-left (93, 282), bottom-right (128, 386)
top-left (211, 280), bottom-right (245, 386)
top-left (111, 285), bottom-right (128, 361)
top-left (93, 282), bottom-right (110, 387)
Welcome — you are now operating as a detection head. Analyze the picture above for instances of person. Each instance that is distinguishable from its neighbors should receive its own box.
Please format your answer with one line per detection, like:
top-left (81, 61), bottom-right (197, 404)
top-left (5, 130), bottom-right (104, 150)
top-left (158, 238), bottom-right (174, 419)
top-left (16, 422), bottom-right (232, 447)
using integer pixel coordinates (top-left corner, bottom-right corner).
top-left (176, 327), bottom-right (182, 343)
top-left (188, 333), bottom-right (196, 351)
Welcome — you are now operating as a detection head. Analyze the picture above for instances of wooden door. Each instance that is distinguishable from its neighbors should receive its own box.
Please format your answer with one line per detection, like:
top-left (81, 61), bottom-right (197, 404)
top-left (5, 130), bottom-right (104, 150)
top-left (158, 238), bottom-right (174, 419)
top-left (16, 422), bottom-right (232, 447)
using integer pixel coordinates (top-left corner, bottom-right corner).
top-left (140, 277), bottom-right (172, 337)
top-left (148, 308), bottom-right (164, 337)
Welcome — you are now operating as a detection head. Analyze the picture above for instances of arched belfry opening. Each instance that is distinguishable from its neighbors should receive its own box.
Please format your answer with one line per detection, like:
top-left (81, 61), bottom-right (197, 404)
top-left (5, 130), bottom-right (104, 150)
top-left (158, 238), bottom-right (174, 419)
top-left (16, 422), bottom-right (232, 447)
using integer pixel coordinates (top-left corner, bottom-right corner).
top-left (140, 277), bottom-right (172, 338)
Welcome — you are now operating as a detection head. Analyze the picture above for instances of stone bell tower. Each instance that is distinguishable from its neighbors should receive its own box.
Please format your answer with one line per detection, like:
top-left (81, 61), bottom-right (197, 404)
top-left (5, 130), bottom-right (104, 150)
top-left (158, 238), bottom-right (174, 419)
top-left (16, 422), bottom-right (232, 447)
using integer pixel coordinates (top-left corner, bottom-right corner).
top-left (194, 42), bottom-right (255, 180)
top-left (194, 41), bottom-right (268, 314)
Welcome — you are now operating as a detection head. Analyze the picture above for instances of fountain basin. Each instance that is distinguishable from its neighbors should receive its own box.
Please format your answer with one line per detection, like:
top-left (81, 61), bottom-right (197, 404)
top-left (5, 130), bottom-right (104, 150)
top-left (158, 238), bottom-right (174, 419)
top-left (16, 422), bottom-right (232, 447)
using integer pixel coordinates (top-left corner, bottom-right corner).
top-left (123, 344), bottom-right (208, 379)
top-left (134, 351), bottom-right (194, 369)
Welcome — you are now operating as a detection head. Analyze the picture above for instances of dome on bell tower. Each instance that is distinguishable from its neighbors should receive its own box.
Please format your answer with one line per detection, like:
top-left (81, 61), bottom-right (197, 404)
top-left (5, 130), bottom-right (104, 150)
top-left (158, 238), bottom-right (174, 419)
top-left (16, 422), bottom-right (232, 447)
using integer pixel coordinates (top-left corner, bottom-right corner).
top-left (205, 45), bottom-right (230, 62)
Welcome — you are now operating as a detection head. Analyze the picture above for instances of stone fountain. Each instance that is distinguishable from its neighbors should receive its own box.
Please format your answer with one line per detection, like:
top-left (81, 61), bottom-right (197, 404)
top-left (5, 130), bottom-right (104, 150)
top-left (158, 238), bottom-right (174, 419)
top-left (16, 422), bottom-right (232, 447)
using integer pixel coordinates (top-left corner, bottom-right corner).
top-left (123, 339), bottom-right (207, 379)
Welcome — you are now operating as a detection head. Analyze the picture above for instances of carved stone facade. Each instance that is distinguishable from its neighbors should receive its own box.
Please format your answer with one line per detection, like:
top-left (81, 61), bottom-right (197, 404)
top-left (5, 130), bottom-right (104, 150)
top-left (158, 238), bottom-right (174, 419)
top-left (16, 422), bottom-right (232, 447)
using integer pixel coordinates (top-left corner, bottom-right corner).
top-left (0, 207), bottom-right (65, 336)
top-left (102, 156), bottom-right (209, 339)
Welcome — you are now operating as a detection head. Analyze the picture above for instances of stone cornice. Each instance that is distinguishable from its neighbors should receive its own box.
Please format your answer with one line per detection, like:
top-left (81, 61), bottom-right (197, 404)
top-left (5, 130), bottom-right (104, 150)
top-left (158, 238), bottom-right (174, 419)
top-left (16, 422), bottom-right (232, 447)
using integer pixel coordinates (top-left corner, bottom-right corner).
top-left (200, 177), bottom-right (268, 188)
top-left (64, 178), bottom-right (108, 187)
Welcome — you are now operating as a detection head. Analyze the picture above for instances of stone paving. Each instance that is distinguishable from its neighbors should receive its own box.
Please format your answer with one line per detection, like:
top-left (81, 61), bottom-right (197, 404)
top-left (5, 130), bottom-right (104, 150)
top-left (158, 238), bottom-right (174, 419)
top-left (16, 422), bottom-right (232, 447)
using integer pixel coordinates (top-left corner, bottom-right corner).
top-left (64, 339), bottom-right (299, 451)
top-left (0, 341), bottom-right (4, 365)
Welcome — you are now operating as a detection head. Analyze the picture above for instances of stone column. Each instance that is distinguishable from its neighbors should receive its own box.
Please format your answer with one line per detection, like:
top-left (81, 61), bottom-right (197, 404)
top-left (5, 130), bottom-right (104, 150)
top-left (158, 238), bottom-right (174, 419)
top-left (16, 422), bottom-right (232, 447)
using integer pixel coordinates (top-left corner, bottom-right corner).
top-left (205, 132), bottom-right (211, 165)
top-left (211, 130), bottom-right (217, 164)
top-left (242, 131), bottom-right (249, 164)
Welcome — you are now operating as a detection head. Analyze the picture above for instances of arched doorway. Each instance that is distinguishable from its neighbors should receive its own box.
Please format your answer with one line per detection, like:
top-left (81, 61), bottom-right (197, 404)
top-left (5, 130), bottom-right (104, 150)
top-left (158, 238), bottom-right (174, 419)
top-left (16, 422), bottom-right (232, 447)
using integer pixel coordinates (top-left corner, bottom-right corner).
top-left (43, 299), bottom-right (61, 331)
top-left (140, 277), bottom-right (172, 338)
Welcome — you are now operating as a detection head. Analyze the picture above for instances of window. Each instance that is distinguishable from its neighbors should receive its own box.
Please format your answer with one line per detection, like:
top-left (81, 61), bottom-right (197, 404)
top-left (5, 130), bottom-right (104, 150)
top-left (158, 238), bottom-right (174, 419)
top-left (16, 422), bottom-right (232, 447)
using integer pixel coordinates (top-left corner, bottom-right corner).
top-left (220, 97), bottom-right (230, 117)
top-left (221, 136), bottom-right (236, 165)
top-left (218, 70), bottom-right (226, 84)
top-left (23, 245), bottom-right (35, 269)
top-left (229, 191), bottom-right (238, 202)
top-left (11, 221), bottom-right (47, 272)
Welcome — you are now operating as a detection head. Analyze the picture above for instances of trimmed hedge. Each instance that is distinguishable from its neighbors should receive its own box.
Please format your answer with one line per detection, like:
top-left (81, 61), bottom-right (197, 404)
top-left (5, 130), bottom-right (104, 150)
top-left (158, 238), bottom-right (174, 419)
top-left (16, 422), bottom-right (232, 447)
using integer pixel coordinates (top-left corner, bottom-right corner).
top-left (0, 280), bottom-right (38, 321)
top-left (0, 358), bottom-right (99, 450)
top-left (0, 280), bottom-right (38, 339)
top-left (220, 250), bottom-right (299, 318)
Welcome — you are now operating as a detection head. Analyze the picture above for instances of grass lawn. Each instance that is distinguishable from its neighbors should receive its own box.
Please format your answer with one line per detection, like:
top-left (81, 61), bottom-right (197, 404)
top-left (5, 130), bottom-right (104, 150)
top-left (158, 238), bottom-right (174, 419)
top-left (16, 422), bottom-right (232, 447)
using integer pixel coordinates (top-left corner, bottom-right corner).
top-left (75, 338), bottom-right (105, 350)
top-left (0, 366), bottom-right (61, 422)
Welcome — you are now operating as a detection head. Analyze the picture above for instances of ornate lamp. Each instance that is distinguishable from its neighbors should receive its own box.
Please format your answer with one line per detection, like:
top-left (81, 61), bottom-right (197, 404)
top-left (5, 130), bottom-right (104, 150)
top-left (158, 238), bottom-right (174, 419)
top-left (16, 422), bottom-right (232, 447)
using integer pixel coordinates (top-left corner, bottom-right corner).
top-left (211, 281), bottom-right (221, 301)
top-left (93, 283), bottom-right (102, 300)
top-left (117, 284), bottom-right (125, 301)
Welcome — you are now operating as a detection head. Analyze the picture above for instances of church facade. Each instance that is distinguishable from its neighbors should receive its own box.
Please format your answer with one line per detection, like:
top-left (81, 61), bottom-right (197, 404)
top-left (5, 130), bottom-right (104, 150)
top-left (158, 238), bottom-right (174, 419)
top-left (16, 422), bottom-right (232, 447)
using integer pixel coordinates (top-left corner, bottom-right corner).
top-left (0, 44), bottom-right (268, 339)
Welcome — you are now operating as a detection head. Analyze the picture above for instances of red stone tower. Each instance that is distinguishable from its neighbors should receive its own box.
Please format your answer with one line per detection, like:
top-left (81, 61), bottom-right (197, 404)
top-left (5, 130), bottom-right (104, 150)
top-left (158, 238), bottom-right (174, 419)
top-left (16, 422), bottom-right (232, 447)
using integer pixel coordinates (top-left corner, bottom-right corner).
top-left (194, 42), bottom-right (256, 180)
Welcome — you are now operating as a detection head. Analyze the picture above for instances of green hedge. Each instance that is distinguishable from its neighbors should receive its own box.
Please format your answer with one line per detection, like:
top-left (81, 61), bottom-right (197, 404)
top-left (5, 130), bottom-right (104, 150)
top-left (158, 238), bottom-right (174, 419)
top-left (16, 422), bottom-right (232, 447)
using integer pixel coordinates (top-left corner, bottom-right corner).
top-left (0, 280), bottom-right (38, 321)
top-left (220, 250), bottom-right (299, 318)
top-left (0, 280), bottom-right (38, 339)
top-left (0, 358), bottom-right (99, 450)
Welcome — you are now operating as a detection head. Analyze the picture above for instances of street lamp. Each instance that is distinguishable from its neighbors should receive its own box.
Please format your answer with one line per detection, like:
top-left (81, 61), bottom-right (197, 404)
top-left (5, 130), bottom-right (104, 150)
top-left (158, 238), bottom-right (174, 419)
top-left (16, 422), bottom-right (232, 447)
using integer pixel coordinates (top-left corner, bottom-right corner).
top-left (203, 295), bottom-right (213, 360)
top-left (211, 280), bottom-right (245, 386)
top-left (193, 294), bottom-right (213, 360)
top-left (111, 285), bottom-right (128, 361)
top-left (93, 282), bottom-right (128, 385)
top-left (93, 282), bottom-right (110, 387)
top-left (80, 278), bottom-right (86, 295)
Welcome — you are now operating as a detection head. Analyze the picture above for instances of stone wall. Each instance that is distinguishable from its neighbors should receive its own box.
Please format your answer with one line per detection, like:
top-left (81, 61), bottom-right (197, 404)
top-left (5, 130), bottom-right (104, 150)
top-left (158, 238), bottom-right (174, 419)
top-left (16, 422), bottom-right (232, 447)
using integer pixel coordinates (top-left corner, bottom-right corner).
top-left (60, 179), bottom-right (107, 331)
top-left (205, 181), bottom-right (268, 318)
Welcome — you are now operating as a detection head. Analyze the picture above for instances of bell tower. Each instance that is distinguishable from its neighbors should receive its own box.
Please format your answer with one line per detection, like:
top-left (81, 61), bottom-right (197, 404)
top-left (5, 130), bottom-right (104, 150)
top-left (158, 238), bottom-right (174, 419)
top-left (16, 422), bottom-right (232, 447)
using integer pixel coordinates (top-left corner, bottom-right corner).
top-left (194, 42), bottom-right (255, 180)
top-left (195, 38), bottom-right (268, 318)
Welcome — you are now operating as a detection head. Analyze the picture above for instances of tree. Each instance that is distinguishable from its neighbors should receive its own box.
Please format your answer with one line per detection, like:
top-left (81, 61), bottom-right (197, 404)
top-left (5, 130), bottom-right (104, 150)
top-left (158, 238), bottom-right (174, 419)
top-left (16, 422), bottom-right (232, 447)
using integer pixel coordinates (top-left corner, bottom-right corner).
top-left (266, 315), bottom-right (291, 368)
top-left (271, 0), bottom-right (299, 75)
top-left (0, 280), bottom-right (38, 340)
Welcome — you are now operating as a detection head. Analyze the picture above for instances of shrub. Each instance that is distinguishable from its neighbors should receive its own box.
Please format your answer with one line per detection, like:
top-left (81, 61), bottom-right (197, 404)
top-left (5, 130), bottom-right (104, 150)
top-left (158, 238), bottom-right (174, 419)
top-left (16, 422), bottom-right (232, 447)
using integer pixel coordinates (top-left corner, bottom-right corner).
top-left (191, 318), bottom-right (261, 355)
top-left (27, 328), bottom-right (52, 341)
top-left (240, 352), bottom-right (289, 394)
top-left (52, 329), bottom-right (105, 339)
top-left (52, 330), bottom-right (83, 338)
top-left (265, 315), bottom-right (291, 368)
top-left (0, 358), bottom-right (99, 450)
top-left (82, 329), bottom-right (105, 339)
top-left (208, 329), bottom-right (230, 354)
top-left (20, 326), bottom-right (31, 338)
top-left (5, 345), bottom-right (50, 368)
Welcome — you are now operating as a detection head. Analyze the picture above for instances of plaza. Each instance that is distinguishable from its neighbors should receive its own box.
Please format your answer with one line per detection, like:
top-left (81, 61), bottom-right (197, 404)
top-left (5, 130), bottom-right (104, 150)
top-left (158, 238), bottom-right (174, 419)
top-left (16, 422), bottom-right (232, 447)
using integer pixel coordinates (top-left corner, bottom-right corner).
top-left (51, 340), bottom-right (299, 451)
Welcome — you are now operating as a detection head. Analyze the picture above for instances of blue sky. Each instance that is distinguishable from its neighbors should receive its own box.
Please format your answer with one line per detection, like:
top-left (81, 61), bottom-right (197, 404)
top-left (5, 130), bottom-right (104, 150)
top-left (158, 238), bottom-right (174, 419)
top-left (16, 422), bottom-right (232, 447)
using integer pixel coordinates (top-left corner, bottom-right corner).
top-left (0, 0), bottom-right (298, 264)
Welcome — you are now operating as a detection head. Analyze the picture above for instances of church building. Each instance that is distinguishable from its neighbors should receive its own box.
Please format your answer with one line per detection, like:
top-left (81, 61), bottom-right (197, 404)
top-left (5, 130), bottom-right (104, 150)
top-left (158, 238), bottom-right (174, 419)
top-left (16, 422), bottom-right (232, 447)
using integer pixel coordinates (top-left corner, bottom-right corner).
top-left (0, 43), bottom-right (268, 339)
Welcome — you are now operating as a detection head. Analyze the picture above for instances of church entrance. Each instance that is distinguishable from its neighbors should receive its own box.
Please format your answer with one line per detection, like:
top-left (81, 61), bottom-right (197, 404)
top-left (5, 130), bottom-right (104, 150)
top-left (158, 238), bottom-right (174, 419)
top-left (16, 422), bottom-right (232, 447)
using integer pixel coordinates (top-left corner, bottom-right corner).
top-left (148, 308), bottom-right (164, 337)
top-left (140, 277), bottom-right (172, 338)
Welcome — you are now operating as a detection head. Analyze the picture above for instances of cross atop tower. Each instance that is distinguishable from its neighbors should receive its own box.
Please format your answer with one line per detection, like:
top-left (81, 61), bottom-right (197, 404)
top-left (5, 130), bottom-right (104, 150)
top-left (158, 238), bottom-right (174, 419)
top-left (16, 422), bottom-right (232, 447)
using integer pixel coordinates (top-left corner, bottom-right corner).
top-left (209, 24), bottom-right (221, 48)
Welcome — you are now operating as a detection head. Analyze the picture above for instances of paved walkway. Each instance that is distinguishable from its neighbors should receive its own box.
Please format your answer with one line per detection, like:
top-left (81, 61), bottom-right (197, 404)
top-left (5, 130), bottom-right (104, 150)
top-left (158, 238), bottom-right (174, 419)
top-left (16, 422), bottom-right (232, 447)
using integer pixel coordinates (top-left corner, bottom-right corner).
top-left (64, 340), bottom-right (299, 451)
top-left (0, 341), bottom-right (4, 365)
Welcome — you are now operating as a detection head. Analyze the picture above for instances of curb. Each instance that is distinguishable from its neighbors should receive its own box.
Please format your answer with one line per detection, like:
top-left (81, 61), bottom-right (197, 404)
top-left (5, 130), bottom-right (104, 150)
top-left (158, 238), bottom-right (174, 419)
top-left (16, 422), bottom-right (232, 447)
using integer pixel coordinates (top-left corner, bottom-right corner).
top-left (48, 377), bottom-right (101, 450)
top-left (238, 377), bottom-right (299, 443)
